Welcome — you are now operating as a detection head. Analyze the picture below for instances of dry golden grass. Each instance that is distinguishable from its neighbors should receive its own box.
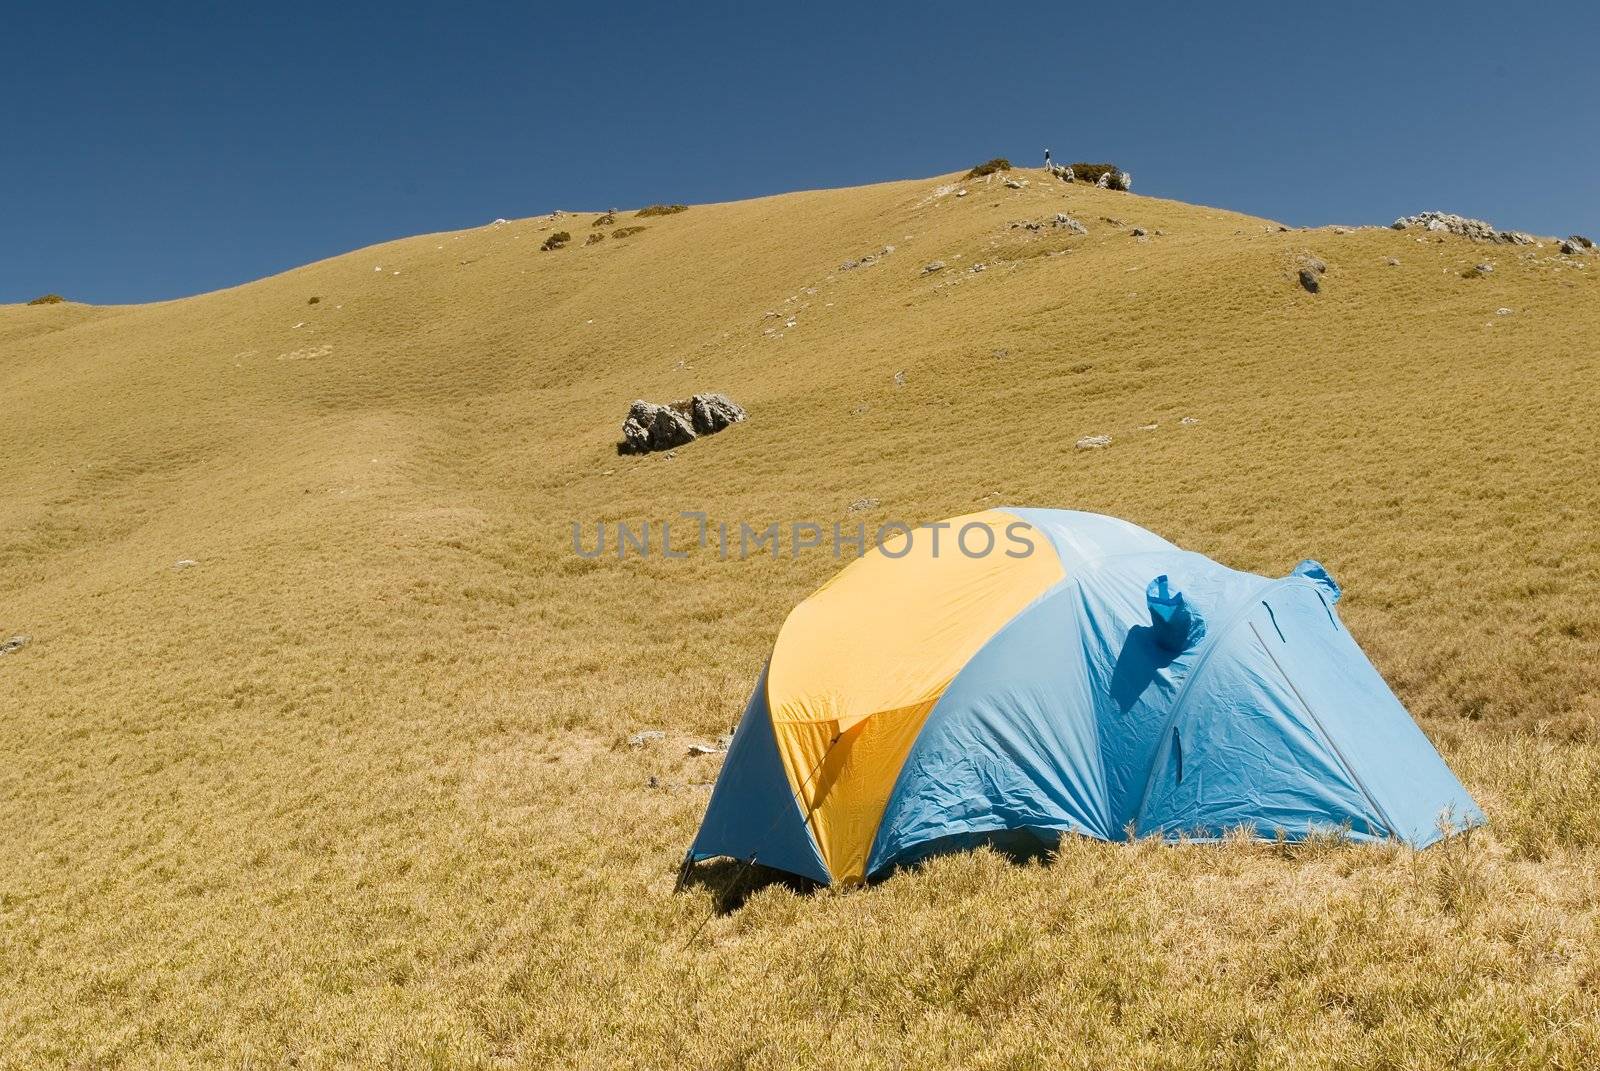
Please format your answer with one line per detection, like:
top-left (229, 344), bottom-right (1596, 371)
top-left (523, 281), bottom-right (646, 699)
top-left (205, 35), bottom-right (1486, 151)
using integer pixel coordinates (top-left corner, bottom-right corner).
top-left (1, 170), bottom-right (1598, 1068)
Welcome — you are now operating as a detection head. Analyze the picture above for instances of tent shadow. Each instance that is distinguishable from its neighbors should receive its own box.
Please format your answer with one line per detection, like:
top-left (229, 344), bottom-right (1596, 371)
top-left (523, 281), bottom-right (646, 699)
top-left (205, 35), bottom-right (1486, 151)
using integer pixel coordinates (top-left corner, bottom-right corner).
top-left (867, 828), bottom-right (1060, 884)
top-left (681, 859), bottom-right (822, 915)
top-left (684, 830), bottom-right (1064, 912)
top-left (1109, 624), bottom-right (1180, 715)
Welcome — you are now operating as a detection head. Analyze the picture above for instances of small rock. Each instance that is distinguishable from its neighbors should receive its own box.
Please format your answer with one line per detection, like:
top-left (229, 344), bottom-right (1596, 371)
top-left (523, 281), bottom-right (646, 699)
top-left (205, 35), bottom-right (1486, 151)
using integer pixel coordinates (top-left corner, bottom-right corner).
top-left (0, 634), bottom-right (30, 656)
top-left (1003, 178), bottom-right (1028, 189)
top-left (1300, 256), bottom-right (1327, 275)
top-left (1386, 257), bottom-right (1400, 266)
top-left (1076, 435), bottom-right (1112, 450)
top-left (848, 497), bottom-right (880, 513)
top-left (893, 370), bottom-right (907, 387)
top-left (173, 559), bottom-right (198, 570)
top-left (922, 261), bottom-right (946, 274)
top-left (687, 741), bottom-right (726, 756)
top-left (1139, 422), bottom-right (1158, 431)
top-left (1053, 214), bottom-right (1088, 235)
top-left (1180, 416), bottom-right (1200, 426)
top-left (1495, 307), bottom-right (1514, 315)
top-left (839, 259), bottom-right (859, 271)
top-left (955, 189), bottom-right (968, 198)
top-left (628, 730), bottom-right (666, 748)
top-left (1297, 268), bottom-right (1321, 293)
top-left (1131, 227), bottom-right (1148, 237)
top-left (647, 775), bottom-right (661, 789)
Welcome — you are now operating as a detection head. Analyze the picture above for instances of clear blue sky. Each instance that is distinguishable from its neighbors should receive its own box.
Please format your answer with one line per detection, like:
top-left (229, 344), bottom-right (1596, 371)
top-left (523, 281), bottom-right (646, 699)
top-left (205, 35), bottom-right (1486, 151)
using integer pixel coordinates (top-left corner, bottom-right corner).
top-left (6, 1), bottom-right (1597, 305)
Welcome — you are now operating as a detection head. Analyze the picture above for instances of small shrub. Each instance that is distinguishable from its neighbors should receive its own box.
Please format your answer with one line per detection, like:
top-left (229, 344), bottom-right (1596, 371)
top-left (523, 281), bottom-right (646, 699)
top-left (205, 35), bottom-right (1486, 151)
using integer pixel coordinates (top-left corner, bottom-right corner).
top-left (1069, 163), bottom-right (1130, 190)
top-left (584, 233), bottom-right (604, 246)
top-left (541, 231), bottom-right (572, 251)
top-left (307, 296), bottom-right (321, 305)
top-left (966, 158), bottom-right (1011, 179)
top-left (27, 293), bottom-right (65, 305)
top-left (591, 213), bottom-right (615, 228)
top-left (635, 204), bottom-right (687, 218)
top-left (612, 226), bottom-right (646, 239)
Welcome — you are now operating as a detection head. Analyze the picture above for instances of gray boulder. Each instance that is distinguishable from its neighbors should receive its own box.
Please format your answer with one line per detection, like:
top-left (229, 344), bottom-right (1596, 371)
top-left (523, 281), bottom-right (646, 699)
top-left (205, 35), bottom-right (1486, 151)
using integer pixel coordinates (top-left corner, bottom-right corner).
top-left (618, 394), bottom-right (746, 454)
top-left (619, 401), bottom-right (695, 454)
top-left (690, 393), bottom-right (747, 434)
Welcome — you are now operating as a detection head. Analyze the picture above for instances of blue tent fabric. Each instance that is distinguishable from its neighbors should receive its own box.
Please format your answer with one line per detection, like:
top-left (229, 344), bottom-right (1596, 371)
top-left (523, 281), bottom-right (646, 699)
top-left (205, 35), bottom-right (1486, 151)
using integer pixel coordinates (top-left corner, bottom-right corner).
top-left (687, 665), bottom-right (831, 883)
top-left (689, 509), bottom-right (1484, 884)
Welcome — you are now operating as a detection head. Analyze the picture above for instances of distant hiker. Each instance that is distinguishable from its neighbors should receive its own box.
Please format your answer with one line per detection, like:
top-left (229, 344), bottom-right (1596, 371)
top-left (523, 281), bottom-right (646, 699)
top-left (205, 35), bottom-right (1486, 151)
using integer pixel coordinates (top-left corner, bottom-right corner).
top-left (1044, 148), bottom-right (1052, 170)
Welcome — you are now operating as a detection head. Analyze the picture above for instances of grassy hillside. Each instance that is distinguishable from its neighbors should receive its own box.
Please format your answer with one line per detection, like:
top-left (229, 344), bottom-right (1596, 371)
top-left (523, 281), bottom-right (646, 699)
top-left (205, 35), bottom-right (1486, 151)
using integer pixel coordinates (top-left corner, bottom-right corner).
top-left (2, 169), bottom-right (1597, 1069)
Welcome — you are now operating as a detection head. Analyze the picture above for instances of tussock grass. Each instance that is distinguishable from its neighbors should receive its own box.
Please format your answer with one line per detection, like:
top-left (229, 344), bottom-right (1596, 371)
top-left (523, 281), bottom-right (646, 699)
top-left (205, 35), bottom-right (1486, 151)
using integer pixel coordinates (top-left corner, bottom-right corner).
top-left (1070, 163), bottom-right (1131, 190)
top-left (0, 168), bottom-right (1596, 1068)
top-left (636, 204), bottom-right (688, 218)
top-left (611, 225), bottom-right (647, 239)
top-left (965, 157), bottom-right (1011, 179)
top-left (26, 293), bottom-right (65, 305)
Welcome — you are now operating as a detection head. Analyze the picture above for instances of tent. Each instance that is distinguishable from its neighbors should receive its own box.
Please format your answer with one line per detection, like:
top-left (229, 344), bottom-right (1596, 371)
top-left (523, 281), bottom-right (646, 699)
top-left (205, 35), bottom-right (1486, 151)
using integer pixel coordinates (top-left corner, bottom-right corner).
top-left (685, 509), bottom-right (1484, 886)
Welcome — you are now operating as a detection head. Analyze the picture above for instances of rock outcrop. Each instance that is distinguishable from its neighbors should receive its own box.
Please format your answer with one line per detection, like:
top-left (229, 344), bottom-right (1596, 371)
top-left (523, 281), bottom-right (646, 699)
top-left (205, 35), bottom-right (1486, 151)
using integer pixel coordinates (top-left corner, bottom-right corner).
top-left (1391, 212), bottom-right (1535, 245)
top-left (618, 394), bottom-right (746, 454)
